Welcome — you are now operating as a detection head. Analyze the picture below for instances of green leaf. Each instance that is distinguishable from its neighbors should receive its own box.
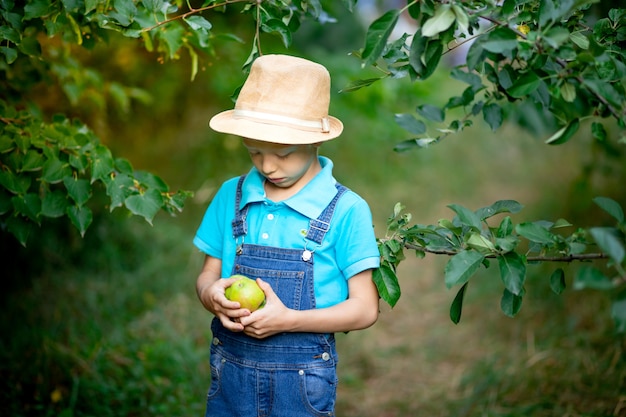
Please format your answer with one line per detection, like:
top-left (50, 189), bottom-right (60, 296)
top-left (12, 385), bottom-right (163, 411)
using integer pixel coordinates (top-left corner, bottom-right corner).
top-left (507, 71), bottom-right (541, 98)
top-left (0, 170), bottom-right (31, 194)
top-left (41, 190), bottom-right (68, 218)
top-left (500, 288), bottom-right (523, 317)
top-left (20, 150), bottom-right (45, 172)
top-left (23, 0), bottom-right (50, 20)
top-left (589, 227), bottom-right (625, 264)
top-left (515, 222), bottom-right (555, 245)
top-left (550, 268), bottom-right (566, 295)
top-left (574, 266), bottom-right (615, 290)
top-left (583, 79), bottom-right (623, 109)
top-left (482, 103), bottom-right (502, 131)
top-left (90, 144), bottom-right (114, 182)
top-left (593, 196), bottom-right (624, 223)
top-left (134, 171), bottom-right (169, 192)
top-left (560, 82), bottom-right (576, 102)
top-left (105, 173), bottom-right (135, 211)
top-left (569, 31), bottom-right (590, 49)
top-left (6, 216), bottom-right (34, 247)
top-left (421, 4), bottom-right (456, 37)
top-left (476, 200), bottom-right (523, 220)
top-left (11, 193), bottom-right (41, 222)
top-left (157, 23), bottom-right (185, 59)
top-left (394, 113), bottom-right (426, 135)
top-left (482, 27), bottom-right (518, 54)
top-left (373, 263), bottom-right (402, 308)
top-left (362, 9), bottom-right (400, 68)
top-left (184, 15), bottom-right (212, 31)
top-left (466, 233), bottom-right (496, 255)
top-left (67, 205), bottom-right (93, 237)
top-left (447, 203), bottom-right (482, 230)
top-left (444, 250), bottom-right (485, 288)
top-left (450, 282), bottom-right (468, 324)
top-left (496, 216), bottom-right (514, 238)
top-left (591, 122), bottom-right (607, 142)
top-left (124, 188), bottom-right (163, 225)
top-left (41, 158), bottom-right (72, 184)
top-left (261, 19), bottom-right (292, 48)
top-left (545, 118), bottom-right (580, 145)
top-left (416, 104), bottom-right (444, 122)
top-left (498, 252), bottom-right (526, 296)
top-left (544, 27), bottom-right (570, 49)
top-left (339, 77), bottom-right (384, 93)
top-left (63, 176), bottom-right (92, 206)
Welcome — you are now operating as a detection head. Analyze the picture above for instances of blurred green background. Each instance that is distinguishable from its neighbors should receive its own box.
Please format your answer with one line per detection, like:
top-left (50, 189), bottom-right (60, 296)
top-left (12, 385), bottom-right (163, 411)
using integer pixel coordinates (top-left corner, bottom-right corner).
top-left (2, 5), bottom-right (625, 417)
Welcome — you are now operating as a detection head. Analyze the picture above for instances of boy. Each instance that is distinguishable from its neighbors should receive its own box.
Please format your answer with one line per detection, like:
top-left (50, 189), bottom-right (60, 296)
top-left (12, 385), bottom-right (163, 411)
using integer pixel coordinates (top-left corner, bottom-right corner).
top-left (193, 54), bottom-right (380, 417)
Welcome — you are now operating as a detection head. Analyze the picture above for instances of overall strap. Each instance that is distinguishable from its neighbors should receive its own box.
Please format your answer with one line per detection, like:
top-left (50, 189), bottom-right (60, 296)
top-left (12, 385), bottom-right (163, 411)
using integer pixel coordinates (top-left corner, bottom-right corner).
top-left (305, 183), bottom-right (348, 245)
top-left (231, 175), bottom-right (249, 239)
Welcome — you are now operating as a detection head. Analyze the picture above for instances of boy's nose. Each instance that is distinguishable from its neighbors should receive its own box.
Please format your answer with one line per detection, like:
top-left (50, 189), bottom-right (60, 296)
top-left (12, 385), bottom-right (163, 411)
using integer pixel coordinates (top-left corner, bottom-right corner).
top-left (261, 156), bottom-right (277, 175)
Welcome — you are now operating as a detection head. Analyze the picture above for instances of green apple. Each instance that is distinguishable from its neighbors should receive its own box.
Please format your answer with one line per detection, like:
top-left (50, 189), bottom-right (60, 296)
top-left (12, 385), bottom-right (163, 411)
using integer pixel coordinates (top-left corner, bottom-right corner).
top-left (224, 275), bottom-right (266, 312)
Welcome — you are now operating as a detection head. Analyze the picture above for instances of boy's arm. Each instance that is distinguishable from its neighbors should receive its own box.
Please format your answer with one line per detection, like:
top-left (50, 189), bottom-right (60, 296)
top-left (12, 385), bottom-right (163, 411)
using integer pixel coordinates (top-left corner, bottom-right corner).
top-left (240, 269), bottom-right (379, 338)
top-left (196, 255), bottom-right (251, 332)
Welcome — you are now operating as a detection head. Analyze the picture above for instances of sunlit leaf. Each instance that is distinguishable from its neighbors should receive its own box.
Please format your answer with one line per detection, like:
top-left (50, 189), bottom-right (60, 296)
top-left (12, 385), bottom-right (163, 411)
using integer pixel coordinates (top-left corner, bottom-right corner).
top-left (545, 118), bottom-right (580, 145)
top-left (421, 4), bottom-right (455, 37)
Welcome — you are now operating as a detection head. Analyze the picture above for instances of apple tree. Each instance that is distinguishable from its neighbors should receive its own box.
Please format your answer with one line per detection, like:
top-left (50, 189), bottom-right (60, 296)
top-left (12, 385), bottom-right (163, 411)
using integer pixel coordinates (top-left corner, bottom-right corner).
top-left (1, 0), bottom-right (624, 330)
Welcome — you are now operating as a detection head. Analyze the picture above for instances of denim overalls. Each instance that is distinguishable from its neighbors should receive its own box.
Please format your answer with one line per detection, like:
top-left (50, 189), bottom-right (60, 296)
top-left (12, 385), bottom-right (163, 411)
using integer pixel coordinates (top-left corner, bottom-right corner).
top-left (206, 175), bottom-right (348, 417)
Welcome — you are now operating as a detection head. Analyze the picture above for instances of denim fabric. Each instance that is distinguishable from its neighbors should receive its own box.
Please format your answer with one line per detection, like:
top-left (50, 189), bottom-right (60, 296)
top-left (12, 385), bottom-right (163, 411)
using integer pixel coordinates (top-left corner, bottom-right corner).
top-left (204, 178), bottom-right (344, 417)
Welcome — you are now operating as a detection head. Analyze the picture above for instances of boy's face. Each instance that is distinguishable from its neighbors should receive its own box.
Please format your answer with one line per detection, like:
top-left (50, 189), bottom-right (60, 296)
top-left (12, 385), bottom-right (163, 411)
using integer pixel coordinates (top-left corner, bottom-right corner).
top-left (242, 138), bottom-right (321, 193)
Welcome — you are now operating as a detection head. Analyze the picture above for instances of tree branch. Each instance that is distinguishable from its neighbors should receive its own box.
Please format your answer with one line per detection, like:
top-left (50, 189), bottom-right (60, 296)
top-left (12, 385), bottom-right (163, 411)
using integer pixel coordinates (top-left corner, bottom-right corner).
top-left (404, 242), bottom-right (609, 262)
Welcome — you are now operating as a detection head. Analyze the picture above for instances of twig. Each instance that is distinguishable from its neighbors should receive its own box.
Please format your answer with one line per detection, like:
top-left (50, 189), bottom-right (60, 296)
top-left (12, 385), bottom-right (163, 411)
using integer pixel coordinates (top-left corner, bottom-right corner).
top-left (404, 242), bottom-right (609, 262)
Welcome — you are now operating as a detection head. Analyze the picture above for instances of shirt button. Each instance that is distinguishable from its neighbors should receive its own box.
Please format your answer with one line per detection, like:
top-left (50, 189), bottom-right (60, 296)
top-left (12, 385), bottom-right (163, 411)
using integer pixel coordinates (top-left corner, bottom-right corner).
top-left (322, 352), bottom-right (330, 361)
top-left (267, 213), bottom-right (274, 220)
top-left (261, 233), bottom-right (269, 239)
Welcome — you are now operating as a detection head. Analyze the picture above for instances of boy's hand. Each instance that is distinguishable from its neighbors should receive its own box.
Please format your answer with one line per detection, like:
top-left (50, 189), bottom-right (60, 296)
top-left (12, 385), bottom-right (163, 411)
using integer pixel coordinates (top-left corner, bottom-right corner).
top-left (203, 276), bottom-right (251, 332)
top-left (239, 278), bottom-right (291, 339)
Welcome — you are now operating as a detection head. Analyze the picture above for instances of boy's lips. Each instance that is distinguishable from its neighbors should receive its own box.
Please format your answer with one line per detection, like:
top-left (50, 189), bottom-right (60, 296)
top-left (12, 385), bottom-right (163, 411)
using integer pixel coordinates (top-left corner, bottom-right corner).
top-left (267, 177), bottom-right (286, 184)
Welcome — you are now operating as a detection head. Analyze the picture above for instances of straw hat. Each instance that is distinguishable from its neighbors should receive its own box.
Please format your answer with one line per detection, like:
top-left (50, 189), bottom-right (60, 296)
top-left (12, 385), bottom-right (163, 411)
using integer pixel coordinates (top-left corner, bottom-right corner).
top-left (209, 54), bottom-right (343, 144)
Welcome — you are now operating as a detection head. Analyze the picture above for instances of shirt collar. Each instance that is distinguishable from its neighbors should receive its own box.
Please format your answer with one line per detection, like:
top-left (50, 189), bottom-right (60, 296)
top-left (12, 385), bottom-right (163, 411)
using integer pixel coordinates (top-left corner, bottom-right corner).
top-left (240, 156), bottom-right (338, 219)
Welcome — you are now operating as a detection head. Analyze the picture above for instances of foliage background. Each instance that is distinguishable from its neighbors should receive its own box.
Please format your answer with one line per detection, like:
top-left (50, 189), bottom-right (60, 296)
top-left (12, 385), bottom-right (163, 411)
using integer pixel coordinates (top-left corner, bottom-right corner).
top-left (2, 2), bottom-right (625, 416)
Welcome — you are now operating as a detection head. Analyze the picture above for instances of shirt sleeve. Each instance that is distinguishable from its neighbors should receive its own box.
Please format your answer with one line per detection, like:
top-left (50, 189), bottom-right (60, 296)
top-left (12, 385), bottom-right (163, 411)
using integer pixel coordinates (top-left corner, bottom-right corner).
top-left (334, 193), bottom-right (381, 279)
top-left (193, 178), bottom-right (238, 259)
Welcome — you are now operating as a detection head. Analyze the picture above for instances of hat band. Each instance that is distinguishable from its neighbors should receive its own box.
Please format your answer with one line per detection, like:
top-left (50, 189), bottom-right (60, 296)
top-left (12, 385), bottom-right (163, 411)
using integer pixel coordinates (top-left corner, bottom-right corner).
top-left (233, 109), bottom-right (330, 133)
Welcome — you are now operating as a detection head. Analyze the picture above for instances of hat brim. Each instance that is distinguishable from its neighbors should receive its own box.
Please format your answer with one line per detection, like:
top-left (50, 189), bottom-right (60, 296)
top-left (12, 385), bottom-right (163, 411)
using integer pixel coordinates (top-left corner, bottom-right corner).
top-left (209, 110), bottom-right (343, 145)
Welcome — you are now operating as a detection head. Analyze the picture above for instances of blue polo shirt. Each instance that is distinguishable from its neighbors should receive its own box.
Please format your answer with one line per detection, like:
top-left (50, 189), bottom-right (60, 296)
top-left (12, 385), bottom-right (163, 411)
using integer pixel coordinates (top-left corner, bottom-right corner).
top-left (193, 156), bottom-right (380, 308)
